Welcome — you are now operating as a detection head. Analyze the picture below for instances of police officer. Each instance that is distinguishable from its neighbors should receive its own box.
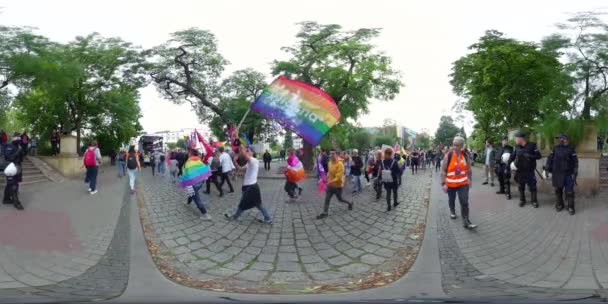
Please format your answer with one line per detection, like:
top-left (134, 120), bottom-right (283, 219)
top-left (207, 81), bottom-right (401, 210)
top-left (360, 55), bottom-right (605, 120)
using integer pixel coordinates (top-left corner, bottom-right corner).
top-left (3, 133), bottom-right (24, 210)
top-left (509, 131), bottom-right (542, 208)
top-left (545, 134), bottom-right (578, 215)
top-left (495, 136), bottom-right (514, 199)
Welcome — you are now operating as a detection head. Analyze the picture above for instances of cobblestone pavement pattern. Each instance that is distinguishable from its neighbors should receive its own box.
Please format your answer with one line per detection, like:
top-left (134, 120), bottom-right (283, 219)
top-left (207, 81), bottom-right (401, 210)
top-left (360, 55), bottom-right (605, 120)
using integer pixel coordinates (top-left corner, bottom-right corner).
top-left (435, 167), bottom-right (608, 300)
top-left (0, 168), bottom-right (130, 302)
top-left (139, 167), bottom-right (430, 291)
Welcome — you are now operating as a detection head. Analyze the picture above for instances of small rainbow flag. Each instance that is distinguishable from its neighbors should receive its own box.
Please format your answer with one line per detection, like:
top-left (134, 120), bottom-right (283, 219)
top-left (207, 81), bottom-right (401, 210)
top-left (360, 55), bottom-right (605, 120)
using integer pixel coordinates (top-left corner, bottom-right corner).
top-left (285, 155), bottom-right (306, 183)
top-left (252, 76), bottom-right (340, 146)
top-left (179, 156), bottom-right (211, 188)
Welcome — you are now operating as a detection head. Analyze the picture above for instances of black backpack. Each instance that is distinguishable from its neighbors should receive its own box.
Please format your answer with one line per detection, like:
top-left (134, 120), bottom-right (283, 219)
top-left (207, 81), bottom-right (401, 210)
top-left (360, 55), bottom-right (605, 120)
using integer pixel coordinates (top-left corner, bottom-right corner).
top-left (4, 143), bottom-right (21, 163)
top-left (127, 153), bottom-right (138, 169)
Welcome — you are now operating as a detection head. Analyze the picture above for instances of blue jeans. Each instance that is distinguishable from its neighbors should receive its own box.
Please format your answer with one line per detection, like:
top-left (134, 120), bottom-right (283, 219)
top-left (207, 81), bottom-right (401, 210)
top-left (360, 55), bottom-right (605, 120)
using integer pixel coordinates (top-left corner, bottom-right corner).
top-left (232, 206), bottom-right (271, 222)
top-left (86, 166), bottom-right (98, 191)
top-left (118, 161), bottom-right (126, 177)
top-left (157, 162), bottom-right (165, 174)
top-left (447, 185), bottom-right (469, 217)
top-left (352, 175), bottom-right (361, 192)
top-left (192, 183), bottom-right (207, 215)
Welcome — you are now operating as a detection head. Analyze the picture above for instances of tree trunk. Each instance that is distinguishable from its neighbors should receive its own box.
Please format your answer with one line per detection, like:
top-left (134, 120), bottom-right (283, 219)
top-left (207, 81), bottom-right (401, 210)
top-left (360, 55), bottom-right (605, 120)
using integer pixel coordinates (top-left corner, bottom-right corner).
top-left (302, 141), bottom-right (314, 171)
top-left (76, 121), bottom-right (81, 156)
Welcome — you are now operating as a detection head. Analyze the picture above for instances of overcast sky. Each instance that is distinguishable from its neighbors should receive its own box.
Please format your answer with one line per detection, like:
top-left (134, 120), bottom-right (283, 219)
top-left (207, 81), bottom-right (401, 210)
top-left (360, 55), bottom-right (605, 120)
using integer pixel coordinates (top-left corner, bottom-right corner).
top-left (1, 0), bottom-right (606, 135)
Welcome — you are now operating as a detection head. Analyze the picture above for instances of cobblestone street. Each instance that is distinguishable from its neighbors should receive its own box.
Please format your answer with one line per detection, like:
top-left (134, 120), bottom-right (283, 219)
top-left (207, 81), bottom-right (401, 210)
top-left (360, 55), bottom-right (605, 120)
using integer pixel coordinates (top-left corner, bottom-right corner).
top-left (138, 168), bottom-right (431, 292)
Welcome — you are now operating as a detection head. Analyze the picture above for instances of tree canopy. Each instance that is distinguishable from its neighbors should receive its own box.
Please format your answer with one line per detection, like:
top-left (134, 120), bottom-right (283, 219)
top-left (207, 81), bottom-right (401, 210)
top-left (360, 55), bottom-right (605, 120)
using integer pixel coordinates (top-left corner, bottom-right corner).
top-left (272, 22), bottom-right (402, 168)
top-left (542, 11), bottom-right (608, 120)
top-left (451, 30), bottom-right (573, 140)
top-left (10, 33), bottom-right (146, 152)
top-left (433, 115), bottom-right (461, 146)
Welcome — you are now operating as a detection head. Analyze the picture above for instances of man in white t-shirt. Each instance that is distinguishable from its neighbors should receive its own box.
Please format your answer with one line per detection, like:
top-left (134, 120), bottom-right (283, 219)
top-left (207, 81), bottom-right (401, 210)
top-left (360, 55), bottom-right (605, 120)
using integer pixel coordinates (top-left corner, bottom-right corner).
top-left (225, 146), bottom-right (272, 224)
top-left (218, 146), bottom-right (235, 193)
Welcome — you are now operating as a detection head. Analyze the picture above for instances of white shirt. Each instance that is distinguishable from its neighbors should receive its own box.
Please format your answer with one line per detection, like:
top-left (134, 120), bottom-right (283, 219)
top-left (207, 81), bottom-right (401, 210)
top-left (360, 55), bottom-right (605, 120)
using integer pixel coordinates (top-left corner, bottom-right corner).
top-left (242, 157), bottom-right (259, 186)
top-left (219, 152), bottom-right (235, 173)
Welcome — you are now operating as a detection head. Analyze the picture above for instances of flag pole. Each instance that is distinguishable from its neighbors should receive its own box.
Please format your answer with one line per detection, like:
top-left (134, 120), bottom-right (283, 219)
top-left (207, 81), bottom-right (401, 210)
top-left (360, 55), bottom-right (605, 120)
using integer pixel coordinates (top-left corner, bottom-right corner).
top-left (236, 108), bottom-right (251, 130)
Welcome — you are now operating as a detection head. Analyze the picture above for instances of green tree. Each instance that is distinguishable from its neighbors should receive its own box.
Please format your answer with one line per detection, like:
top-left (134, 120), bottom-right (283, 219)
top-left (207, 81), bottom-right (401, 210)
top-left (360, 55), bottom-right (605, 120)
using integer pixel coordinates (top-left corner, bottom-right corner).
top-left (148, 29), bottom-right (229, 125)
top-left (433, 115), bottom-right (461, 146)
top-left (347, 128), bottom-right (371, 150)
top-left (542, 12), bottom-right (608, 119)
top-left (272, 22), bottom-right (402, 169)
top-left (415, 133), bottom-right (431, 149)
top-left (209, 68), bottom-right (279, 142)
top-left (283, 130), bottom-right (294, 150)
top-left (12, 33), bottom-right (146, 153)
top-left (451, 30), bottom-right (573, 137)
top-left (373, 135), bottom-right (393, 147)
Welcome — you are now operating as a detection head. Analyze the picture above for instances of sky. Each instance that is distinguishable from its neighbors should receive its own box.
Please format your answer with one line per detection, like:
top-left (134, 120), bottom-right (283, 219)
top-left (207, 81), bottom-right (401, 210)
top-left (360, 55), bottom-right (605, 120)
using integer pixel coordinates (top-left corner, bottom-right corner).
top-left (1, 0), bottom-right (607, 136)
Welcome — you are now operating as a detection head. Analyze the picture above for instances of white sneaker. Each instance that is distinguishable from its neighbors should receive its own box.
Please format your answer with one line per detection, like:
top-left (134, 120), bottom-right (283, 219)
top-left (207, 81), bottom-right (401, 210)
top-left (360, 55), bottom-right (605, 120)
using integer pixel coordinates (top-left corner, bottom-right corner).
top-left (90, 190), bottom-right (98, 195)
top-left (88, 188), bottom-right (91, 192)
top-left (201, 214), bottom-right (212, 221)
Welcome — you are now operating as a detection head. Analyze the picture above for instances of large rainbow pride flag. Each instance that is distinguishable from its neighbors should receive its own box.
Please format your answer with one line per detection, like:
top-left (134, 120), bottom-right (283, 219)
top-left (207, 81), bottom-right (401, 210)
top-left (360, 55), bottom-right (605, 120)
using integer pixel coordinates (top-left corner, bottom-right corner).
top-left (179, 156), bottom-right (211, 188)
top-left (252, 76), bottom-right (340, 146)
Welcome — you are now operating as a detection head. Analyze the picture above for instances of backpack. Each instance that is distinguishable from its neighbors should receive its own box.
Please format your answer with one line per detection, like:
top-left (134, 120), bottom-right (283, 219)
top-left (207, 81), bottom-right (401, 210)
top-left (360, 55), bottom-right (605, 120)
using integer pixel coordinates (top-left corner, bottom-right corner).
top-left (127, 152), bottom-right (138, 169)
top-left (381, 159), bottom-right (396, 182)
top-left (84, 148), bottom-right (97, 167)
top-left (3, 143), bottom-right (19, 163)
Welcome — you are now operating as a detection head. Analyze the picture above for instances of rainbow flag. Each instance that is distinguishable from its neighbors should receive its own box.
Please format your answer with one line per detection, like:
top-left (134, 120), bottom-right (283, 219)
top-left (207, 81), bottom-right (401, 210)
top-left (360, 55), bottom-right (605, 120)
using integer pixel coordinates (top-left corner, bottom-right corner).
top-left (252, 76), bottom-right (340, 146)
top-left (285, 155), bottom-right (306, 183)
top-left (179, 156), bottom-right (211, 188)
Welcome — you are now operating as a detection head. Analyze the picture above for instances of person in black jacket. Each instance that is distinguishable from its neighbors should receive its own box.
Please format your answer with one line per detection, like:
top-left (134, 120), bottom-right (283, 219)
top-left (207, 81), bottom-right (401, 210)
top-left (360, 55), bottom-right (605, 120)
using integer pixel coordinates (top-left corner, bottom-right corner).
top-left (263, 150), bottom-right (272, 171)
top-left (509, 132), bottom-right (542, 208)
top-left (494, 137), bottom-right (514, 199)
top-left (379, 148), bottom-right (401, 212)
top-left (545, 134), bottom-right (578, 215)
top-left (3, 134), bottom-right (24, 210)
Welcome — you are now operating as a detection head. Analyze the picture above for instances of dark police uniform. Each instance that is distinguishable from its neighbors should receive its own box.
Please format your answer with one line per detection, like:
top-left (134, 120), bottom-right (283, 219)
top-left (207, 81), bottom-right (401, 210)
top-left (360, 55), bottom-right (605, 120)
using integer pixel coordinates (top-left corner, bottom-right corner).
top-left (545, 143), bottom-right (578, 214)
top-left (509, 139), bottom-right (542, 207)
top-left (494, 142), bottom-right (514, 199)
top-left (3, 138), bottom-right (24, 210)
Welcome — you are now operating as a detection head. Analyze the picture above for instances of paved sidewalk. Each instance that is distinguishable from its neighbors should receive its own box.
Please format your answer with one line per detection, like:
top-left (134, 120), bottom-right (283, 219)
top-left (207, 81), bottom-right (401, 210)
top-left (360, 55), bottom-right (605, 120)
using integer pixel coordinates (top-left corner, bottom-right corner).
top-left (137, 168), bottom-right (430, 293)
top-left (434, 166), bottom-right (608, 299)
top-left (0, 166), bottom-right (130, 302)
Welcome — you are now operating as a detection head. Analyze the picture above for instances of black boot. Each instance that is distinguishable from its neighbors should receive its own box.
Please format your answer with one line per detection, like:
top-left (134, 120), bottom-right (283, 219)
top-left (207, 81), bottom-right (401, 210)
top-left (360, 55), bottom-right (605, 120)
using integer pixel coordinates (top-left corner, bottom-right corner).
top-left (566, 192), bottom-right (575, 215)
top-left (555, 189), bottom-right (564, 212)
top-left (463, 217), bottom-right (477, 229)
top-left (496, 183), bottom-right (505, 194)
top-left (518, 189), bottom-right (526, 207)
top-left (505, 184), bottom-right (512, 200)
top-left (531, 191), bottom-right (539, 208)
top-left (13, 193), bottom-right (24, 210)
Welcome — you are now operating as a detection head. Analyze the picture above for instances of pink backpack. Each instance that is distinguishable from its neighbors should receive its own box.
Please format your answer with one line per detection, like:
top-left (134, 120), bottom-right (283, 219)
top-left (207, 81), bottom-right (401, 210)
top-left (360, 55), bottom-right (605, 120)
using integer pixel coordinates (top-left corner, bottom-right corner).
top-left (84, 148), bottom-right (97, 167)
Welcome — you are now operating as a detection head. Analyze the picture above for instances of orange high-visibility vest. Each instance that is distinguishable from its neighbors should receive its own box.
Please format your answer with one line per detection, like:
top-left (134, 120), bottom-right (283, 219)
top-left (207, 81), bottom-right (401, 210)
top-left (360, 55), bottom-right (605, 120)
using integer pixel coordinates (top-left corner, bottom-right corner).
top-left (445, 151), bottom-right (469, 188)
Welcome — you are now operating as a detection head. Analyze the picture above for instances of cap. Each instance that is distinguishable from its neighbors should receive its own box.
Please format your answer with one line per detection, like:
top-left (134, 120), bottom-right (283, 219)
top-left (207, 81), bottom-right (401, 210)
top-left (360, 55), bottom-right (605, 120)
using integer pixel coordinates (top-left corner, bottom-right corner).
top-left (514, 131), bottom-right (526, 138)
top-left (556, 133), bottom-right (568, 139)
top-left (502, 136), bottom-right (508, 141)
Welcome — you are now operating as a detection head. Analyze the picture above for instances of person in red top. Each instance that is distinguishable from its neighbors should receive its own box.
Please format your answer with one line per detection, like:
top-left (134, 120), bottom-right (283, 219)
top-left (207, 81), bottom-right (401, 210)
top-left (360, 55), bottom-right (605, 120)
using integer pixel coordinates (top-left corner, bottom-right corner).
top-left (0, 129), bottom-right (7, 157)
top-left (440, 136), bottom-right (477, 229)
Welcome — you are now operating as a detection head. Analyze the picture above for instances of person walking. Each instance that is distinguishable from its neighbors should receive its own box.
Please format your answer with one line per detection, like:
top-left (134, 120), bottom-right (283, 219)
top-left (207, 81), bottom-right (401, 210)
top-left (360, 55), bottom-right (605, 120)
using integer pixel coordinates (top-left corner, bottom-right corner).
top-left (3, 134), bottom-right (25, 210)
top-left (410, 150), bottom-right (419, 174)
top-left (380, 148), bottom-right (401, 212)
top-left (83, 140), bottom-right (102, 195)
top-left (225, 146), bottom-right (273, 224)
top-left (350, 149), bottom-right (363, 193)
top-left (263, 150), bottom-right (272, 171)
top-left (395, 153), bottom-right (405, 186)
top-left (495, 137), bottom-right (514, 199)
top-left (169, 152), bottom-right (179, 184)
top-left (20, 131), bottom-right (29, 156)
top-left (117, 148), bottom-right (127, 178)
top-left (509, 131), bottom-right (542, 208)
top-left (159, 152), bottom-right (166, 174)
top-left (204, 150), bottom-right (223, 196)
top-left (434, 152), bottom-right (442, 172)
top-left (109, 149), bottom-right (117, 166)
top-left (218, 147), bottom-right (235, 193)
top-left (482, 140), bottom-right (496, 187)
top-left (373, 150), bottom-right (383, 200)
top-left (280, 149), bottom-right (286, 161)
top-left (50, 129), bottom-right (60, 156)
top-left (316, 149), bottom-right (353, 219)
top-left (545, 134), bottom-right (578, 215)
top-left (29, 136), bottom-right (38, 156)
top-left (440, 136), bottom-right (477, 229)
top-left (125, 146), bottom-right (141, 194)
top-left (181, 148), bottom-right (213, 221)
top-left (284, 148), bottom-right (304, 199)
top-left (150, 153), bottom-right (156, 176)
